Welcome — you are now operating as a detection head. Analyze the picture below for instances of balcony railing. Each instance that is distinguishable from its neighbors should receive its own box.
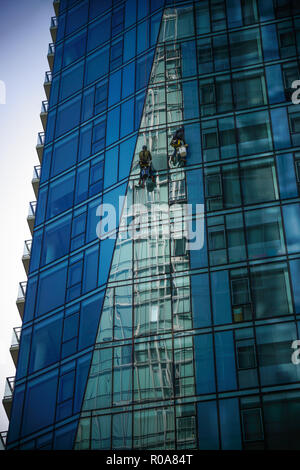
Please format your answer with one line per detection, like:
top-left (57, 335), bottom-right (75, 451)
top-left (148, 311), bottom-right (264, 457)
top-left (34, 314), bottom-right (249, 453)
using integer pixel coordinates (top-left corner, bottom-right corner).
top-left (32, 165), bottom-right (41, 197)
top-left (48, 43), bottom-right (55, 69)
top-left (3, 377), bottom-right (15, 400)
top-left (11, 327), bottom-right (21, 348)
top-left (0, 431), bottom-right (7, 450)
top-left (51, 16), bottom-right (58, 29)
top-left (17, 282), bottom-right (27, 302)
top-left (3, 377), bottom-right (15, 419)
top-left (40, 101), bottom-right (48, 130)
top-left (41, 100), bottom-right (49, 114)
top-left (27, 202), bottom-right (36, 234)
top-left (33, 165), bottom-right (41, 181)
top-left (44, 71), bottom-right (52, 101)
top-left (28, 201), bottom-right (37, 219)
top-left (44, 70), bottom-right (52, 84)
top-left (16, 281), bottom-right (27, 319)
top-left (36, 133), bottom-right (45, 162)
top-left (22, 239), bottom-right (32, 274)
top-left (10, 327), bottom-right (21, 366)
top-left (37, 132), bottom-right (45, 147)
top-left (48, 43), bottom-right (55, 55)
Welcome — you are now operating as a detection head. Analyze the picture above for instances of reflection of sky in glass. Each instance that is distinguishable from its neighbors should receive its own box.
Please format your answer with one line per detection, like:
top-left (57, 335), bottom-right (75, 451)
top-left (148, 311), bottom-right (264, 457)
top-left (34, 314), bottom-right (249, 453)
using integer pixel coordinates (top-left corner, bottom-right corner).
top-left (0, 0), bottom-right (53, 431)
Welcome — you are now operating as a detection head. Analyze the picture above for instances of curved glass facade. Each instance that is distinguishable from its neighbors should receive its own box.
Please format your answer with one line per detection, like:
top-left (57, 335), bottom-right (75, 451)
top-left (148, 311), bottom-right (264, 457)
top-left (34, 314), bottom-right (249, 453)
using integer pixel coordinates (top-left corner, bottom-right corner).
top-left (5, 0), bottom-right (300, 450)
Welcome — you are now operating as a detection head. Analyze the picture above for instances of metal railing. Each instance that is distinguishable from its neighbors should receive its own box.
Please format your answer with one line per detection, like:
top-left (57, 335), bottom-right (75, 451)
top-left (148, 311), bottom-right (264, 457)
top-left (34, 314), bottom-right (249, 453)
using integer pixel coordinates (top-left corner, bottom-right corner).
top-left (17, 282), bottom-right (27, 301)
top-left (44, 71), bottom-right (52, 84)
top-left (50, 16), bottom-right (58, 28)
top-left (32, 165), bottom-right (41, 180)
top-left (48, 43), bottom-right (55, 55)
top-left (41, 100), bottom-right (48, 114)
top-left (3, 377), bottom-right (15, 400)
top-left (0, 431), bottom-right (7, 449)
top-left (11, 327), bottom-right (21, 349)
top-left (37, 132), bottom-right (45, 146)
top-left (23, 239), bottom-right (32, 258)
top-left (28, 201), bottom-right (37, 218)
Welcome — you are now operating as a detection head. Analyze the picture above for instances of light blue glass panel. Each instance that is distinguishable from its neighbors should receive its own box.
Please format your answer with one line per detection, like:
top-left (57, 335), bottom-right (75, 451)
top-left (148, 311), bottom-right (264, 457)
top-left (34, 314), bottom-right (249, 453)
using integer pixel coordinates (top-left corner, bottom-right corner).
top-left (82, 244), bottom-right (99, 294)
top-left (51, 131), bottom-right (78, 177)
top-left (6, 384), bottom-right (25, 444)
top-left (85, 46), bottom-right (109, 85)
top-left (119, 135), bottom-right (136, 180)
top-left (191, 273), bottom-right (211, 328)
top-left (22, 369), bottom-right (58, 436)
top-left (106, 107), bottom-right (120, 146)
top-left (122, 62), bottom-right (135, 99)
top-left (258, 0), bottom-right (274, 21)
top-left (276, 154), bottom-right (298, 199)
top-left (104, 146), bottom-right (118, 188)
top-left (46, 171), bottom-right (75, 219)
top-left (55, 95), bottom-right (81, 137)
top-left (181, 40), bottom-right (197, 78)
top-left (121, 98), bottom-right (134, 138)
top-left (283, 204), bottom-right (300, 254)
top-left (79, 292), bottom-right (104, 350)
top-left (108, 70), bottom-right (122, 106)
top-left (194, 334), bottom-right (216, 394)
top-left (261, 24), bottom-right (279, 61)
top-left (123, 28), bottom-right (136, 62)
top-left (29, 312), bottom-right (63, 373)
top-left (271, 108), bottom-right (291, 150)
top-left (35, 261), bottom-right (68, 317)
top-left (226, 0), bottom-right (242, 28)
top-left (60, 61), bottom-right (84, 101)
top-left (63, 29), bottom-right (87, 67)
top-left (197, 401), bottom-right (219, 450)
top-left (112, 413), bottom-right (132, 449)
top-left (215, 331), bottom-right (237, 392)
top-left (92, 415), bottom-right (111, 450)
top-left (290, 259), bottom-right (300, 313)
top-left (183, 80), bottom-right (199, 120)
top-left (219, 398), bottom-right (242, 450)
top-left (266, 65), bottom-right (285, 104)
top-left (211, 270), bottom-right (232, 325)
top-left (41, 215), bottom-right (72, 265)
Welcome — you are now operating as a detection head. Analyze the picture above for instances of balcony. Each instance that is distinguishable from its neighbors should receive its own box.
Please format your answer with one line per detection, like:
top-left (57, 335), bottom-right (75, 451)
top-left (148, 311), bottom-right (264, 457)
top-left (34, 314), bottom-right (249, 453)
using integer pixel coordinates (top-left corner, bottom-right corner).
top-left (32, 165), bottom-right (41, 198)
top-left (2, 377), bottom-right (15, 420)
top-left (16, 281), bottom-right (27, 319)
top-left (50, 16), bottom-right (58, 42)
top-left (9, 327), bottom-right (21, 367)
top-left (36, 132), bottom-right (45, 163)
top-left (22, 239), bottom-right (32, 274)
top-left (27, 201), bottom-right (36, 234)
top-left (53, 0), bottom-right (60, 16)
top-left (40, 100), bottom-right (48, 130)
top-left (48, 43), bottom-right (55, 70)
top-left (44, 71), bottom-right (52, 100)
top-left (0, 431), bottom-right (7, 450)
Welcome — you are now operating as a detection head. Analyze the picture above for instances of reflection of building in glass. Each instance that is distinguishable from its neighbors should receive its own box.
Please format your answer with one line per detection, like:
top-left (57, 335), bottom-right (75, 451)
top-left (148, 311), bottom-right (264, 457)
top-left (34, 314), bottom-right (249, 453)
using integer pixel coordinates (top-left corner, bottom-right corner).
top-left (4, 0), bottom-right (300, 451)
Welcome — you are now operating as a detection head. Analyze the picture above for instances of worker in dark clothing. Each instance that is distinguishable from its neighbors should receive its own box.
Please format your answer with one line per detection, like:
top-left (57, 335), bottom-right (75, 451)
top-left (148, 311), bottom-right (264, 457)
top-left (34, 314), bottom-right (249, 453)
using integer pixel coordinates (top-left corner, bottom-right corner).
top-left (138, 145), bottom-right (155, 188)
top-left (170, 126), bottom-right (188, 166)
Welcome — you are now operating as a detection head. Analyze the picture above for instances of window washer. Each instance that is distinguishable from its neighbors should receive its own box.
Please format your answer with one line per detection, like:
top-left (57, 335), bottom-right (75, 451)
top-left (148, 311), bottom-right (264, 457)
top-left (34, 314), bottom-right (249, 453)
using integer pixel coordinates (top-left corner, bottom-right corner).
top-left (170, 126), bottom-right (188, 166)
top-left (138, 145), bottom-right (155, 188)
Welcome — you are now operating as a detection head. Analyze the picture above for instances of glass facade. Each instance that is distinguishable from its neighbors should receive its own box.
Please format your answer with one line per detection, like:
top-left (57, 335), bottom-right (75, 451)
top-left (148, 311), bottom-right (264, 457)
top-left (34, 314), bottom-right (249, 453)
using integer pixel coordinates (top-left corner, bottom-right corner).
top-left (5, 0), bottom-right (300, 450)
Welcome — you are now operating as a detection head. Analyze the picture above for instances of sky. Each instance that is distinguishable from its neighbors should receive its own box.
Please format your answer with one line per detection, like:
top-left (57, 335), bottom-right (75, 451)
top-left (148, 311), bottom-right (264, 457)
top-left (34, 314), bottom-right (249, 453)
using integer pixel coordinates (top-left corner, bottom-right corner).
top-left (0, 0), bottom-right (54, 432)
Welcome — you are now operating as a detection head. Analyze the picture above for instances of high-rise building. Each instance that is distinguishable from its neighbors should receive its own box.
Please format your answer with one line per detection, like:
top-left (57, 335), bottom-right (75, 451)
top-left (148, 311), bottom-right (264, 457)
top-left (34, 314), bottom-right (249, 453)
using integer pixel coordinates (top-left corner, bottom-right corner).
top-left (2, 0), bottom-right (300, 451)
